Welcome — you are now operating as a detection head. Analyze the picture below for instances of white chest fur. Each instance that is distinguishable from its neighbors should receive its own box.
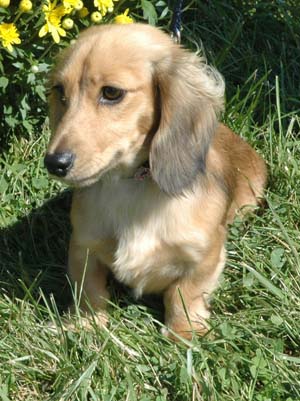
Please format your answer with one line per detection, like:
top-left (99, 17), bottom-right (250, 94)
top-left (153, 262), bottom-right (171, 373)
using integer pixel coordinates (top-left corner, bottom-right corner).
top-left (72, 178), bottom-right (209, 296)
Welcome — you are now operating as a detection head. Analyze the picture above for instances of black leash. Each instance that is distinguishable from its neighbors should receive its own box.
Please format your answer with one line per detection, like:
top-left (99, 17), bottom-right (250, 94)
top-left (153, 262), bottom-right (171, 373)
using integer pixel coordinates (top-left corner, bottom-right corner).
top-left (170, 0), bottom-right (184, 44)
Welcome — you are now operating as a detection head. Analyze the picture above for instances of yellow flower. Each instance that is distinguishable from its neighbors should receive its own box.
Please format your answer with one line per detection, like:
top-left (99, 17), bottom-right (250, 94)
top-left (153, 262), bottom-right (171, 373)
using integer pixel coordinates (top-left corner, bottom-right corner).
top-left (94, 0), bottom-right (117, 17)
top-left (39, 0), bottom-right (68, 43)
top-left (19, 0), bottom-right (32, 12)
top-left (63, 0), bottom-right (83, 11)
top-left (114, 8), bottom-right (133, 24)
top-left (31, 65), bottom-right (39, 73)
top-left (78, 6), bottom-right (89, 18)
top-left (91, 11), bottom-right (102, 23)
top-left (0, 0), bottom-right (10, 8)
top-left (62, 17), bottom-right (74, 30)
top-left (0, 22), bottom-right (21, 52)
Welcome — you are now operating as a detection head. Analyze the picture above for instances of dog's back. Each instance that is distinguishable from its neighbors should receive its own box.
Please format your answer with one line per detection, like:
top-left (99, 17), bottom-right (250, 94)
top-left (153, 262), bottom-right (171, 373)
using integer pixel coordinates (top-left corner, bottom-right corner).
top-left (208, 124), bottom-right (267, 223)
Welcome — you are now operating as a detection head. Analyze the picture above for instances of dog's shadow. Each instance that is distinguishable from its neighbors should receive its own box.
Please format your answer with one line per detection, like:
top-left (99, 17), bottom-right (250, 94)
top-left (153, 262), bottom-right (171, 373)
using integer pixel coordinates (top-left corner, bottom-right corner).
top-left (0, 191), bottom-right (72, 310)
top-left (0, 191), bottom-right (163, 319)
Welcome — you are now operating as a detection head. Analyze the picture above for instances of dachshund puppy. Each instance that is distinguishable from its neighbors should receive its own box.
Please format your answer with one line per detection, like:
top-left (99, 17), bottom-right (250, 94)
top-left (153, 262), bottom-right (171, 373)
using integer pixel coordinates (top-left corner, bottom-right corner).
top-left (44, 24), bottom-right (267, 339)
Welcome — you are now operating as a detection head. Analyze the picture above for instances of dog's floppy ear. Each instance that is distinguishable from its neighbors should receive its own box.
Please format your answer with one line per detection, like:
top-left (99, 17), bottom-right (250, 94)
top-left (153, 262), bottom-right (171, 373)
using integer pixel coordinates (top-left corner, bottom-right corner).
top-left (149, 49), bottom-right (225, 195)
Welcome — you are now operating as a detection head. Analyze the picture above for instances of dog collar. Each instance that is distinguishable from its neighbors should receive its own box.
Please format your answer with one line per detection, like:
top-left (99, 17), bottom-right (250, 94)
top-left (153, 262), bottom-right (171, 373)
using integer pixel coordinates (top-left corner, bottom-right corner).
top-left (134, 161), bottom-right (151, 181)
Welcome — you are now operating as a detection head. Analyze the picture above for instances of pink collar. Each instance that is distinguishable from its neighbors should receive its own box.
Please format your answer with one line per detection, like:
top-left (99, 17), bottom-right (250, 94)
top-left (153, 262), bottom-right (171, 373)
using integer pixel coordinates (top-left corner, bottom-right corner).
top-left (134, 162), bottom-right (151, 181)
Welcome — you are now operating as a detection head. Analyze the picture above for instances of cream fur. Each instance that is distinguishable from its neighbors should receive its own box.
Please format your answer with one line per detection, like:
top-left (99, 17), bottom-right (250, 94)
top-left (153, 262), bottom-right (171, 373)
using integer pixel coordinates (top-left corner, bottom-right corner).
top-left (45, 24), bottom-right (267, 340)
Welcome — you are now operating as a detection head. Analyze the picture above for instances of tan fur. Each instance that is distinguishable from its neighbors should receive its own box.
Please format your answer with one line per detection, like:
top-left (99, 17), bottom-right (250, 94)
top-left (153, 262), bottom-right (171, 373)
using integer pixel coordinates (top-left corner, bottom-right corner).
top-left (45, 24), bottom-right (267, 340)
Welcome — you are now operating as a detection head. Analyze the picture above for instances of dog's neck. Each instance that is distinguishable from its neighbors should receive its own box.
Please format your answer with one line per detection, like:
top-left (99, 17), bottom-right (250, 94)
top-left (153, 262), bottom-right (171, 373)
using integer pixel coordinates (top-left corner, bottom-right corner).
top-left (100, 157), bottom-right (151, 184)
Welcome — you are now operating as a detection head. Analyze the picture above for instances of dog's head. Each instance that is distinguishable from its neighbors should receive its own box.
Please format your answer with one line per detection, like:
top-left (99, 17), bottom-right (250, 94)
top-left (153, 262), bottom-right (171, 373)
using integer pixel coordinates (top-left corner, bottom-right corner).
top-left (45, 24), bottom-right (224, 194)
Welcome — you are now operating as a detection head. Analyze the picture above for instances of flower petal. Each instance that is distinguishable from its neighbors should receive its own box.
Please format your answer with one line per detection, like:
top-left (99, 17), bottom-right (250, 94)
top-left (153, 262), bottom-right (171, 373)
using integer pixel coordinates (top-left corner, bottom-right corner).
top-left (39, 25), bottom-right (49, 37)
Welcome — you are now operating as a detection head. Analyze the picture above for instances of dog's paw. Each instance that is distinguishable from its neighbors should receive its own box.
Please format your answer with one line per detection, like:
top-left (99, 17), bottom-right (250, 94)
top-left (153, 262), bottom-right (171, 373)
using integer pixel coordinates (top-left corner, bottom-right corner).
top-left (70, 311), bottom-right (109, 331)
top-left (47, 311), bottom-right (108, 333)
top-left (162, 319), bottom-right (209, 342)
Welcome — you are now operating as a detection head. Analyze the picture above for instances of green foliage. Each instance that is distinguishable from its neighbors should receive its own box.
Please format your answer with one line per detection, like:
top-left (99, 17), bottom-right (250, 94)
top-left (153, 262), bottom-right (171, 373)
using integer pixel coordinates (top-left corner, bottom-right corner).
top-left (184, 0), bottom-right (300, 119)
top-left (0, 0), bottom-right (170, 145)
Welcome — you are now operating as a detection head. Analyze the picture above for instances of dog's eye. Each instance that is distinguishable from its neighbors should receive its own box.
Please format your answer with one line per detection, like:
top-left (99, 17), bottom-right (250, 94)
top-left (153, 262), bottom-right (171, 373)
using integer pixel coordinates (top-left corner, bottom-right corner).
top-left (100, 86), bottom-right (125, 104)
top-left (53, 84), bottom-right (67, 105)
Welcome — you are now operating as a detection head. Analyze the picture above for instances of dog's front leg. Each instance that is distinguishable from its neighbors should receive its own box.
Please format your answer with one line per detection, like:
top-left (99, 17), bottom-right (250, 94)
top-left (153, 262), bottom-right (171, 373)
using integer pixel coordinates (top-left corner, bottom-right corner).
top-left (68, 234), bottom-right (110, 326)
top-left (162, 233), bottom-right (226, 341)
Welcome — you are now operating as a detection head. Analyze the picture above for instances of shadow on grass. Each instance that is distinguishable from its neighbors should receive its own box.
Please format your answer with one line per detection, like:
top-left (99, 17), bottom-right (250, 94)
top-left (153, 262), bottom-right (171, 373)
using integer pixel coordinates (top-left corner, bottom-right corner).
top-left (0, 190), bottom-right (164, 320)
top-left (0, 191), bottom-right (73, 311)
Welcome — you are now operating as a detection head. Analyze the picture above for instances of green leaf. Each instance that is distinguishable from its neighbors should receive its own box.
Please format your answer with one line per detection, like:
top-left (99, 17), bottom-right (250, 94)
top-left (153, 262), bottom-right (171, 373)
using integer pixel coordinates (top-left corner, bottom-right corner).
top-left (0, 384), bottom-right (10, 401)
top-left (159, 6), bottom-right (169, 20)
top-left (37, 63), bottom-right (51, 73)
top-left (252, 349), bottom-right (267, 369)
top-left (0, 177), bottom-right (8, 193)
top-left (156, 396), bottom-right (167, 401)
top-left (219, 322), bottom-right (236, 339)
top-left (243, 273), bottom-right (254, 287)
top-left (270, 314), bottom-right (283, 326)
top-left (3, 105), bottom-right (12, 114)
top-left (22, 120), bottom-right (33, 132)
top-left (10, 163), bottom-right (26, 173)
top-left (62, 360), bottom-right (98, 399)
top-left (4, 115), bottom-right (18, 128)
top-left (0, 77), bottom-right (8, 90)
top-left (12, 62), bottom-right (24, 70)
top-left (32, 177), bottom-right (49, 190)
top-left (35, 85), bottom-right (46, 102)
top-left (179, 366), bottom-right (189, 385)
top-left (217, 367), bottom-right (227, 382)
top-left (245, 264), bottom-right (285, 300)
top-left (270, 247), bottom-right (285, 268)
top-left (141, 0), bottom-right (158, 25)
top-left (27, 73), bottom-right (36, 84)
top-left (250, 364), bottom-right (257, 378)
top-left (276, 353), bottom-right (300, 363)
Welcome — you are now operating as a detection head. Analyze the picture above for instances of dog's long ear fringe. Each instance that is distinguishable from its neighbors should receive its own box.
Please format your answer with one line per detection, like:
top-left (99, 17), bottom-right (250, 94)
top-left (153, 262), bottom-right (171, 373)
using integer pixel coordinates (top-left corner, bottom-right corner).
top-left (149, 50), bottom-right (225, 195)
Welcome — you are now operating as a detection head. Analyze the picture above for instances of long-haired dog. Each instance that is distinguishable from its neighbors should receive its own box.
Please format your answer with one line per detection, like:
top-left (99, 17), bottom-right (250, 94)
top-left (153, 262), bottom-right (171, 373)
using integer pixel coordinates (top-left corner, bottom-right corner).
top-left (44, 24), bottom-right (267, 339)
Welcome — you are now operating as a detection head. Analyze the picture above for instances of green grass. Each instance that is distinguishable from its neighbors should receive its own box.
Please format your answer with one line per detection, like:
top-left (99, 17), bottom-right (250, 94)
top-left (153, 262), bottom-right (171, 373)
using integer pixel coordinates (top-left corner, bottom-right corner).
top-left (1, 2), bottom-right (300, 400)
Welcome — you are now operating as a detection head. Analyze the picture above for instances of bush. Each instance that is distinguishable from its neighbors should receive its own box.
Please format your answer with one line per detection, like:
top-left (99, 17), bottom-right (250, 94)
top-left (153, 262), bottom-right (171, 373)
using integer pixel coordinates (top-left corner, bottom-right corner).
top-left (0, 0), bottom-right (170, 145)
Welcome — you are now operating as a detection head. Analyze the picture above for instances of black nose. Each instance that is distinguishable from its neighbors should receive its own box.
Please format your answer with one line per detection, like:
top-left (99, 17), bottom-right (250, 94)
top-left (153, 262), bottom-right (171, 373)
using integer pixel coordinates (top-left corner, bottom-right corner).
top-left (44, 152), bottom-right (75, 177)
